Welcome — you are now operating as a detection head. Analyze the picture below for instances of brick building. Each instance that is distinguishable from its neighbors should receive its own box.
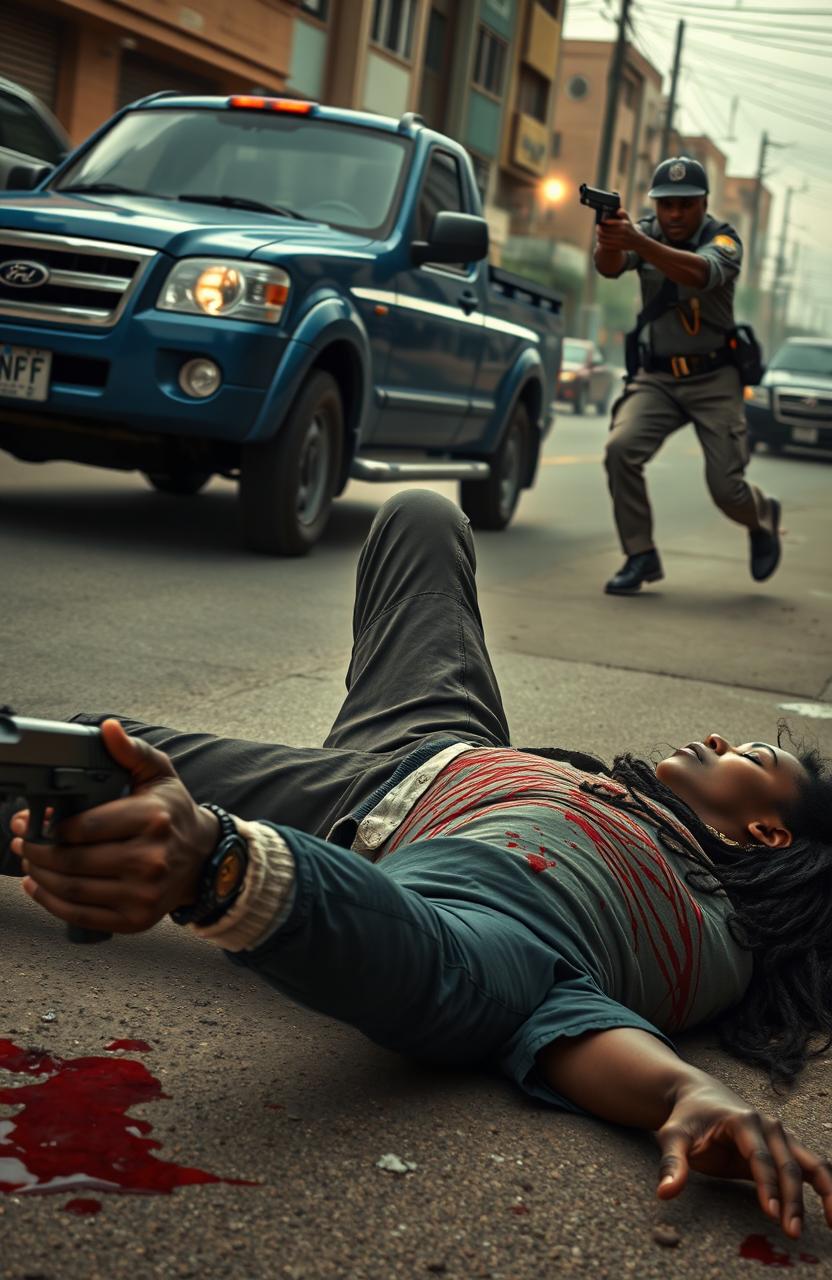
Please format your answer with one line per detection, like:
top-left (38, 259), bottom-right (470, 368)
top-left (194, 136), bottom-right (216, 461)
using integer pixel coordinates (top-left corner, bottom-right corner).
top-left (0, 0), bottom-right (296, 148)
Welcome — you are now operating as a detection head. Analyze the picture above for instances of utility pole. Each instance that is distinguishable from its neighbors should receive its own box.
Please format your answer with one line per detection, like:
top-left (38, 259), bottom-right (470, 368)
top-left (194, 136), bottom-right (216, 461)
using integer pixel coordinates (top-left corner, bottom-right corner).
top-left (581, 0), bottom-right (633, 340)
top-left (660, 19), bottom-right (685, 157)
top-left (747, 132), bottom-right (769, 295)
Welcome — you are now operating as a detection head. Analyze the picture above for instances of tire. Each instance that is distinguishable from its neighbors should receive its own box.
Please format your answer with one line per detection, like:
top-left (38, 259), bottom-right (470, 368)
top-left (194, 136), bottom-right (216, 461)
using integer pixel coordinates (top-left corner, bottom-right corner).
top-left (573, 385), bottom-right (586, 415)
top-left (144, 469), bottom-right (211, 496)
top-left (459, 402), bottom-right (528, 531)
top-left (239, 369), bottom-right (343, 555)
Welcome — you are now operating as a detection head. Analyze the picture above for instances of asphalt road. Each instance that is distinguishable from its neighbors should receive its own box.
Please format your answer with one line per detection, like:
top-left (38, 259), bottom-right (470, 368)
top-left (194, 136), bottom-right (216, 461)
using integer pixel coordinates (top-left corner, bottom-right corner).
top-left (1, 404), bottom-right (831, 1280)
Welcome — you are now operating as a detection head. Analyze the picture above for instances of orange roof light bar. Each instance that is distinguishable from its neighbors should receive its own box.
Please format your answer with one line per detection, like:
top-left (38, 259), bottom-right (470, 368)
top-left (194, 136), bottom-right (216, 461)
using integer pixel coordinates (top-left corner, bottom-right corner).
top-left (228, 96), bottom-right (315, 113)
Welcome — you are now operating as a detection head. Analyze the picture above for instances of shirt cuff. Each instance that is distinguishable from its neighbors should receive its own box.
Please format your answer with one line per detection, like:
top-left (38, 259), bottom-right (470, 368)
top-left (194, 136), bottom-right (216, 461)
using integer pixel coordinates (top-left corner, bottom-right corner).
top-left (188, 818), bottom-right (295, 952)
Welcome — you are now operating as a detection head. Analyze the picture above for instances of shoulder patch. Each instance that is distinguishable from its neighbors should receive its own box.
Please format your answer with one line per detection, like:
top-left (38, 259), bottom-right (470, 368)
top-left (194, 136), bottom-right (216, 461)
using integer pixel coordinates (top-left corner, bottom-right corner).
top-left (713, 235), bottom-right (738, 254)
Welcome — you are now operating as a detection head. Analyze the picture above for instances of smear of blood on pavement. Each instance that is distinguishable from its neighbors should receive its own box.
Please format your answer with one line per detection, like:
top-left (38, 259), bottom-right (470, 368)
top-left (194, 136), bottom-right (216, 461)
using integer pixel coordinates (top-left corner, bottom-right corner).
top-left (64, 1197), bottom-right (102, 1214)
top-left (0, 1038), bottom-right (259, 1199)
top-left (739, 1234), bottom-right (819, 1266)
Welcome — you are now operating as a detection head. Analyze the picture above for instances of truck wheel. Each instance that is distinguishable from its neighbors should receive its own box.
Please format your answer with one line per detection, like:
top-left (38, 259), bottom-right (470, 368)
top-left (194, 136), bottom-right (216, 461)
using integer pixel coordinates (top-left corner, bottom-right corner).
top-left (459, 402), bottom-right (528, 531)
top-left (239, 370), bottom-right (343, 555)
top-left (144, 469), bottom-right (211, 496)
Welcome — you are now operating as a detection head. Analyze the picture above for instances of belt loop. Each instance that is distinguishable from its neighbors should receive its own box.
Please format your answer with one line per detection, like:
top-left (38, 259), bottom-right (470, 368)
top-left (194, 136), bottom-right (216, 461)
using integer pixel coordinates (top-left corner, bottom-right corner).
top-left (679, 356), bottom-right (690, 376)
top-left (670, 356), bottom-right (679, 378)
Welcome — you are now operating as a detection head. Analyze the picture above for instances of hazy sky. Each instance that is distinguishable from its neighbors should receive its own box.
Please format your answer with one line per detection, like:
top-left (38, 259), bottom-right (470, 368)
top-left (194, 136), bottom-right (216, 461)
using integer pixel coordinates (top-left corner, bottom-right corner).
top-left (562, 0), bottom-right (832, 327)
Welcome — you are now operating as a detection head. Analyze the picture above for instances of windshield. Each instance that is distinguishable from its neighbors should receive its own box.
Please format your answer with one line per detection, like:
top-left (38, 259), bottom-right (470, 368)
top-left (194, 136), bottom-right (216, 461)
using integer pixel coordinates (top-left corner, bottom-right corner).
top-left (54, 109), bottom-right (411, 237)
top-left (768, 343), bottom-right (832, 376)
top-left (563, 341), bottom-right (591, 363)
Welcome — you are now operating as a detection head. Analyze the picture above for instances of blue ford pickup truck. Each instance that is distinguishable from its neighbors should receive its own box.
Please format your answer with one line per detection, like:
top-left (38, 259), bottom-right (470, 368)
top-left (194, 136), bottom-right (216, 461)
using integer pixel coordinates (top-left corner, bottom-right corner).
top-left (0, 93), bottom-right (562, 554)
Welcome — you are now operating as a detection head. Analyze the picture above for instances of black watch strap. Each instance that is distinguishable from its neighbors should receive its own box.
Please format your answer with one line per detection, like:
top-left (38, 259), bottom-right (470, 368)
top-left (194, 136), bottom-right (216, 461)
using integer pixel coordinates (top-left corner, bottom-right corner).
top-left (171, 803), bottom-right (249, 927)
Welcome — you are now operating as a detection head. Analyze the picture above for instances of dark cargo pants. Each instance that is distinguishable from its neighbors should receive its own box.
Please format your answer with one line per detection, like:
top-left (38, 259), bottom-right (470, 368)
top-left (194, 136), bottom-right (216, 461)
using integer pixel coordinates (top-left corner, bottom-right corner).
top-left (605, 365), bottom-right (775, 556)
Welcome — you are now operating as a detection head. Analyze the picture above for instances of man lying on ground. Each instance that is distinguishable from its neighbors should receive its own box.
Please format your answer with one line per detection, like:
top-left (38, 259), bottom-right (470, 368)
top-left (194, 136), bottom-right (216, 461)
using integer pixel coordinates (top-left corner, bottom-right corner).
top-left (4, 490), bottom-right (832, 1240)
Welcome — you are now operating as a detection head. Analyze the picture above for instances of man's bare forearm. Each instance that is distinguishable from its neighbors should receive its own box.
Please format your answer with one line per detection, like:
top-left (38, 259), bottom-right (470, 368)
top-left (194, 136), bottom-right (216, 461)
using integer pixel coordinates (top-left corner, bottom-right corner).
top-left (594, 247), bottom-right (627, 278)
top-left (635, 237), bottom-right (709, 288)
top-left (538, 1027), bottom-right (712, 1129)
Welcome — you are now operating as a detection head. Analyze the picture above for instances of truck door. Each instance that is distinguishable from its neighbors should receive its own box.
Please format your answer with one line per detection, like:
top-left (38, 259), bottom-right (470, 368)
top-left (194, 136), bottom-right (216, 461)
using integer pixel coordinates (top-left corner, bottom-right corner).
top-left (371, 149), bottom-right (482, 448)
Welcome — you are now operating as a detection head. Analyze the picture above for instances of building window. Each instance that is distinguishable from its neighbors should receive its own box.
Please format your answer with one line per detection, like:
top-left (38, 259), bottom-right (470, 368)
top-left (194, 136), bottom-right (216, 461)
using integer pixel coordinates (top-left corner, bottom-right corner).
top-left (618, 139), bottom-right (630, 175)
top-left (567, 74), bottom-right (589, 101)
top-left (300, 0), bottom-right (329, 17)
top-left (473, 26), bottom-right (507, 97)
top-left (537, 0), bottom-right (561, 15)
top-left (518, 66), bottom-right (549, 122)
top-left (371, 0), bottom-right (417, 60)
top-left (424, 8), bottom-right (446, 73)
top-left (551, 130), bottom-right (561, 157)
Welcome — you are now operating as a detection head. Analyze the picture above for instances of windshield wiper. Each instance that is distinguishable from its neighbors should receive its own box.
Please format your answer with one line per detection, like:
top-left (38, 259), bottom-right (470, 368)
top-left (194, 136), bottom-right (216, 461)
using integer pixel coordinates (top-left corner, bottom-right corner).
top-left (58, 182), bottom-right (162, 198)
top-left (177, 193), bottom-right (312, 220)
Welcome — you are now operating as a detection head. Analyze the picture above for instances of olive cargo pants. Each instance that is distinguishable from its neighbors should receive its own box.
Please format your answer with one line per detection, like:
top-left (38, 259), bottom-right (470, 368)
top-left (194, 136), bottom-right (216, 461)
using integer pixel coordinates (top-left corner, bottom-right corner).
top-left (604, 365), bottom-right (774, 556)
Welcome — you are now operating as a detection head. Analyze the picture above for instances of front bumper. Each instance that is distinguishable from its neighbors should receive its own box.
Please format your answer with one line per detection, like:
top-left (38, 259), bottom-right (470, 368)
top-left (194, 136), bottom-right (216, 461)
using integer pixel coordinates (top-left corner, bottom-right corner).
top-left (0, 310), bottom-right (286, 443)
top-left (746, 402), bottom-right (832, 452)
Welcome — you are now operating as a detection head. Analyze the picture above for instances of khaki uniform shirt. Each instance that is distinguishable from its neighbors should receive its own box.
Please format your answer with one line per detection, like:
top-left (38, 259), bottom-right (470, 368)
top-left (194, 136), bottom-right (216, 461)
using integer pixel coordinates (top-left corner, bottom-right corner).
top-left (618, 214), bottom-right (743, 356)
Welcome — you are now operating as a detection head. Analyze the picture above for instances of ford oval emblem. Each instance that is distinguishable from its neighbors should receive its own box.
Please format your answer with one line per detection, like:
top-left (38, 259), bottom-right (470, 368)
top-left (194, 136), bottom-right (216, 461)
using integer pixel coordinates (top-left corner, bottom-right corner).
top-left (0, 259), bottom-right (50, 288)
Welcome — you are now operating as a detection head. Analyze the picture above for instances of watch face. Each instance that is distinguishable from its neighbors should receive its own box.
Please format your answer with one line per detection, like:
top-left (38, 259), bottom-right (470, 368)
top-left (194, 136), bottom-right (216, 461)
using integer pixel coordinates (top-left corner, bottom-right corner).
top-left (215, 847), bottom-right (246, 901)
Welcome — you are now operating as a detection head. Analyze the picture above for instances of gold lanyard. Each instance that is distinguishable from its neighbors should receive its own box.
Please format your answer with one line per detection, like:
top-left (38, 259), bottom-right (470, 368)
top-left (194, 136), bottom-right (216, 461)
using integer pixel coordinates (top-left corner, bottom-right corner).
top-left (677, 296), bottom-right (701, 336)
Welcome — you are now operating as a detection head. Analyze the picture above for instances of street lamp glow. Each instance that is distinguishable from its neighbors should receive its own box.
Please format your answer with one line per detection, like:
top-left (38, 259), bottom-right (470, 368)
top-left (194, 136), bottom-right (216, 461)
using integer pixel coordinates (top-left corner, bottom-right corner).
top-left (541, 177), bottom-right (566, 204)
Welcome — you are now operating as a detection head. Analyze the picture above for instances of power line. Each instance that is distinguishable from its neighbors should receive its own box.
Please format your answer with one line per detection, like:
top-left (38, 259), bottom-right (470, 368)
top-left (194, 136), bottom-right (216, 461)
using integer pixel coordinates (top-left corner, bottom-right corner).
top-left (636, 1), bottom-right (832, 17)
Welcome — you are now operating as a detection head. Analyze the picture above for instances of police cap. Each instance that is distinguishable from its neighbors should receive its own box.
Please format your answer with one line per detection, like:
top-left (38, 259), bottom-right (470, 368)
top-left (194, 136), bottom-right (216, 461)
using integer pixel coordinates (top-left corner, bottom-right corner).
top-left (648, 156), bottom-right (709, 198)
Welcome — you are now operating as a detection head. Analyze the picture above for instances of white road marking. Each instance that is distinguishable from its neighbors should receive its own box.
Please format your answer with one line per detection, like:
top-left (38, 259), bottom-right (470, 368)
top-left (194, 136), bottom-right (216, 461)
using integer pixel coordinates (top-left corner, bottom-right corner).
top-left (778, 701), bottom-right (832, 719)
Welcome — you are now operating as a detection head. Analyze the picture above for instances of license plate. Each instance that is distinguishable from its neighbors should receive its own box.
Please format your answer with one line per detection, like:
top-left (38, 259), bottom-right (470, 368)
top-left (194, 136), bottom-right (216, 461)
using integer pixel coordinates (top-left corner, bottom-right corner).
top-left (792, 425), bottom-right (819, 445)
top-left (0, 345), bottom-right (51, 402)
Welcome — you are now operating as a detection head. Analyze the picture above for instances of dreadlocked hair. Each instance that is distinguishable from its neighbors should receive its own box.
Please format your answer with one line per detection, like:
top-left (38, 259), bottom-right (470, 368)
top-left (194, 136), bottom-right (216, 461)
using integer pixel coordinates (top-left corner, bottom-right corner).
top-left (520, 736), bottom-right (832, 1089)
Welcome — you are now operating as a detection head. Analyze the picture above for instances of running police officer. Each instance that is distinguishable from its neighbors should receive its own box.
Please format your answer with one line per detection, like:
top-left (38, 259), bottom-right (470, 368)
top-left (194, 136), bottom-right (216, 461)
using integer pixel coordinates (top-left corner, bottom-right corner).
top-left (595, 155), bottom-right (781, 595)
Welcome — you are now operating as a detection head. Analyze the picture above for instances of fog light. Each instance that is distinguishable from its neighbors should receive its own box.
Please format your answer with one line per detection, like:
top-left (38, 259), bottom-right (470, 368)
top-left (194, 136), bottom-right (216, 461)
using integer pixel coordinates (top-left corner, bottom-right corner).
top-left (179, 358), bottom-right (221, 398)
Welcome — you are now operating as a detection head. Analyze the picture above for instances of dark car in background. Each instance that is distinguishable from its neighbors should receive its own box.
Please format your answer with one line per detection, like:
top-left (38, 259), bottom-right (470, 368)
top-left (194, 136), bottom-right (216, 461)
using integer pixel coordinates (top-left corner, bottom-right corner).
top-left (745, 337), bottom-right (832, 457)
top-left (0, 77), bottom-right (69, 190)
top-left (556, 337), bottom-right (616, 415)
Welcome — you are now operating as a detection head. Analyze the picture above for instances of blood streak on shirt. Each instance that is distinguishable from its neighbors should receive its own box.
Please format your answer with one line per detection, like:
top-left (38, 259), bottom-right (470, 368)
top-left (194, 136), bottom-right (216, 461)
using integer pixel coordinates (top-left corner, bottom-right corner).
top-left (380, 749), bottom-right (725, 1034)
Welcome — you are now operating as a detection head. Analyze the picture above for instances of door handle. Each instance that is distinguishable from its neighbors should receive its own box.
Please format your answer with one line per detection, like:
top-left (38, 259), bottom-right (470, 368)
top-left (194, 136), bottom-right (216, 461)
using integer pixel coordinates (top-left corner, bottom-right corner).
top-left (458, 289), bottom-right (479, 314)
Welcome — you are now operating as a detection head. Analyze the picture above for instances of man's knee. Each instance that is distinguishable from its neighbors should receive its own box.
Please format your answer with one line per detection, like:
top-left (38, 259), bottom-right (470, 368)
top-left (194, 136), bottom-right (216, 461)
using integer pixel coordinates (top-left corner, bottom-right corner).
top-left (605, 431), bottom-right (642, 478)
top-left (372, 490), bottom-right (469, 548)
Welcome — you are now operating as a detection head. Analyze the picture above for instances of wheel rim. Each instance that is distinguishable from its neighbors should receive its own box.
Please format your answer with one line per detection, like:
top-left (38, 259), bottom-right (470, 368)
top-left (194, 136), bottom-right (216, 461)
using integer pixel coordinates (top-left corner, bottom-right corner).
top-left (498, 422), bottom-right (523, 520)
top-left (296, 412), bottom-right (332, 526)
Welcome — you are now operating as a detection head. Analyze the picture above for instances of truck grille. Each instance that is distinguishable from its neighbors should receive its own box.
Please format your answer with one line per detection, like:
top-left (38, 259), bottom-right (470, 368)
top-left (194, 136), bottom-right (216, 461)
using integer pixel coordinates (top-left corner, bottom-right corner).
top-left (0, 230), bottom-right (155, 327)
top-left (773, 387), bottom-right (832, 427)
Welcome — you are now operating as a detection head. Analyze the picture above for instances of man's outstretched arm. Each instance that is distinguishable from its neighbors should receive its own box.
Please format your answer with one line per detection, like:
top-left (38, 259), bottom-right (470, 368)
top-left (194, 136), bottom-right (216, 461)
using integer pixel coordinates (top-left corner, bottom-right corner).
top-left (538, 1027), bottom-right (832, 1239)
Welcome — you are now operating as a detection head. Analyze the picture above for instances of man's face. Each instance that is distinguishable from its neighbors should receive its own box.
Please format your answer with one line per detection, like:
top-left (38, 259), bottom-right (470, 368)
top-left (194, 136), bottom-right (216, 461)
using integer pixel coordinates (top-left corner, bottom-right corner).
top-left (656, 733), bottom-right (806, 848)
top-left (655, 195), bottom-right (707, 242)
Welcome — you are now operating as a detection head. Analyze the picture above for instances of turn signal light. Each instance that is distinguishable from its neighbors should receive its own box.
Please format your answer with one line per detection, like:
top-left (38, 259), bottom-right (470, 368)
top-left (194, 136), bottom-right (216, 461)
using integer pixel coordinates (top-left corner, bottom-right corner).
top-left (228, 96), bottom-right (315, 114)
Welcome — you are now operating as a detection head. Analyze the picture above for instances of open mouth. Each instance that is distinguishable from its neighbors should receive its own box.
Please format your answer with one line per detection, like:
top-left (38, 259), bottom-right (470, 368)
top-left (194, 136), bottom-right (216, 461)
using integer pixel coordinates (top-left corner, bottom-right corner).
top-left (676, 742), bottom-right (704, 761)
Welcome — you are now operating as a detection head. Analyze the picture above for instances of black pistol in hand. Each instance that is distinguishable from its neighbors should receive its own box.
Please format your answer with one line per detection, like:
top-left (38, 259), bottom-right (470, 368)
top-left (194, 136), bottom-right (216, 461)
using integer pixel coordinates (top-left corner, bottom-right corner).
top-left (0, 712), bottom-right (130, 944)
top-left (579, 183), bottom-right (621, 224)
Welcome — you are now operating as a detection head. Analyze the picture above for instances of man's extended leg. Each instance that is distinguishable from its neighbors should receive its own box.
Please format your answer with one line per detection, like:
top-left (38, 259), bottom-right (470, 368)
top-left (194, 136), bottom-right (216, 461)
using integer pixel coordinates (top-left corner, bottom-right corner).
top-left (89, 492), bottom-right (510, 825)
top-left (683, 367), bottom-right (781, 582)
top-left (603, 375), bottom-right (687, 594)
top-left (324, 489), bottom-right (510, 752)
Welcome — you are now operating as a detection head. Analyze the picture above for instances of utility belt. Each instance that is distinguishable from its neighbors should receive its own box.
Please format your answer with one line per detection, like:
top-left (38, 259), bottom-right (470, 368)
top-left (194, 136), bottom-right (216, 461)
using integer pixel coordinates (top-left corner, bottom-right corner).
top-left (642, 348), bottom-right (732, 378)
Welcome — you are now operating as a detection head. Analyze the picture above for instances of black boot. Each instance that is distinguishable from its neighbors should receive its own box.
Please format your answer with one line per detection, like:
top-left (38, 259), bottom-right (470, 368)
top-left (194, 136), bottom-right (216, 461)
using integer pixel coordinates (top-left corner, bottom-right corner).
top-left (604, 549), bottom-right (664, 595)
top-left (750, 498), bottom-right (781, 582)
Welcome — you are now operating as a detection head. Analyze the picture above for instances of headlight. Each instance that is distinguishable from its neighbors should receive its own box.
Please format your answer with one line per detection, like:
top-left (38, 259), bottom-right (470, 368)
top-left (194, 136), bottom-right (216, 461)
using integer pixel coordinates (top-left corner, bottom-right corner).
top-left (559, 371), bottom-right (576, 382)
top-left (744, 384), bottom-right (770, 406)
top-left (157, 258), bottom-right (290, 324)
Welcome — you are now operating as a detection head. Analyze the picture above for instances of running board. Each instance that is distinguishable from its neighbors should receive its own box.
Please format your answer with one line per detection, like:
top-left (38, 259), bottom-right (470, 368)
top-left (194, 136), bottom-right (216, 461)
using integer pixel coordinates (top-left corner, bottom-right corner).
top-left (350, 457), bottom-right (491, 482)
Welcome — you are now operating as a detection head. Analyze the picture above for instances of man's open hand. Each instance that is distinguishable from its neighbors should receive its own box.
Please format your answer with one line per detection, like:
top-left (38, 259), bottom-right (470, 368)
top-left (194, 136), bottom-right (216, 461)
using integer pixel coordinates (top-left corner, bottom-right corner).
top-left (656, 1075), bottom-right (832, 1240)
top-left (595, 208), bottom-right (643, 253)
top-left (9, 719), bottom-right (218, 933)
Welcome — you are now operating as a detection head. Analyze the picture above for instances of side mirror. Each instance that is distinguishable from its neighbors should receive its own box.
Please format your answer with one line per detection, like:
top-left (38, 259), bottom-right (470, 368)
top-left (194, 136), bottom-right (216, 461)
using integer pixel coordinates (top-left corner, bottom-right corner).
top-left (5, 162), bottom-right (54, 191)
top-left (411, 211), bottom-right (489, 266)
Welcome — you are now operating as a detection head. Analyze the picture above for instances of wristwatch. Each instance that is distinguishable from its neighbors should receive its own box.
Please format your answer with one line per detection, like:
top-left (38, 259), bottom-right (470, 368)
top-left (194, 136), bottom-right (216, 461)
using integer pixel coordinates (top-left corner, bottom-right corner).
top-left (170, 804), bottom-right (249, 927)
